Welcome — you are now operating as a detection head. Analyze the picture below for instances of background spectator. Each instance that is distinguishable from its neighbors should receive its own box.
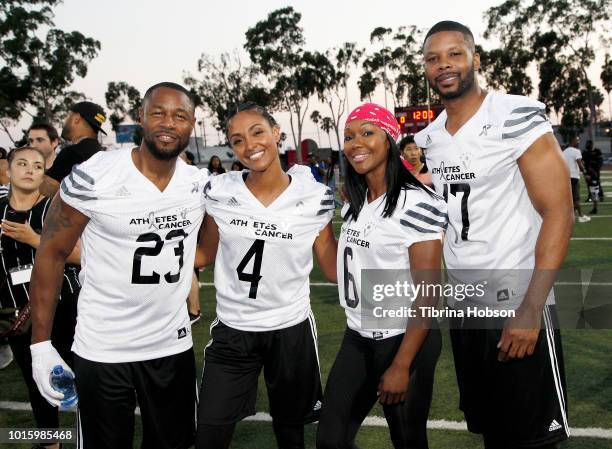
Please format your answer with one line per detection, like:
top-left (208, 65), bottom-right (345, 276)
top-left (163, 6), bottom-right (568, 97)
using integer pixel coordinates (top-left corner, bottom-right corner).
top-left (399, 135), bottom-right (432, 187)
top-left (0, 146), bottom-right (80, 449)
top-left (27, 123), bottom-right (60, 170)
top-left (562, 137), bottom-right (590, 222)
top-left (582, 140), bottom-right (604, 202)
top-left (40, 101), bottom-right (106, 197)
top-left (231, 160), bottom-right (244, 171)
top-left (208, 155), bottom-right (226, 175)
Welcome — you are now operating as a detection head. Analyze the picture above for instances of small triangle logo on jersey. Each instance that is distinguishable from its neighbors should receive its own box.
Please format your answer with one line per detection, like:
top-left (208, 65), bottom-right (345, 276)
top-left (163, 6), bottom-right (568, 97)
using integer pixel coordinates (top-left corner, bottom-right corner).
top-left (227, 197), bottom-right (241, 207)
top-left (177, 327), bottom-right (188, 339)
top-left (549, 420), bottom-right (562, 432)
top-left (497, 289), bottom-right (509, 302)
top-left (115, 186), bottom-right (131, 197)
top-left (294, 201), bottom-right (305, 215)
top-left (313, 400), bottom-right (322, 411)
top-left (425, 134), bottom-right (432, 146)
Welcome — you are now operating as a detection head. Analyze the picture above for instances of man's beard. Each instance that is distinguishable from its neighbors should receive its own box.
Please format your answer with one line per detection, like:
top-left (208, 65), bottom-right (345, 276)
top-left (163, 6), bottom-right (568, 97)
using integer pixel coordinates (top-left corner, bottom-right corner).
top-left (431, 67), bottom-right (476, 100)
top-left (143, 135), bottom-right (189, 161)
top-left (60, 125), bottom-right (71, 142)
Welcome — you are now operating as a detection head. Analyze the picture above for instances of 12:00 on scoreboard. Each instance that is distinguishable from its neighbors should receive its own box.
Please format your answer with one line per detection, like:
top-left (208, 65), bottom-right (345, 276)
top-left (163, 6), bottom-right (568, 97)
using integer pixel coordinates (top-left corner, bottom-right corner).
top-left (395, 105), bottom-right (445, 135)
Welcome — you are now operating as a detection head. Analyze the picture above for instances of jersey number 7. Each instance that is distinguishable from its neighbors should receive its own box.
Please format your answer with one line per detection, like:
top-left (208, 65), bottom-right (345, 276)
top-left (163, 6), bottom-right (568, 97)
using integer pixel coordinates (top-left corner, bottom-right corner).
top-left (442, 183), bottom-right (471, 241)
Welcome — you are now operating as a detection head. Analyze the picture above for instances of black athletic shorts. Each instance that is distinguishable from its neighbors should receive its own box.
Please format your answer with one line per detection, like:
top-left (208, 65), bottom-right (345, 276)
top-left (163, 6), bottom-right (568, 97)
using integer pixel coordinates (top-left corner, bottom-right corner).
top-left (570, 178), bottom-right (580, 204)
top-left (74, 349), bottom-right (197, 449)
top-left (197, 314), bottom-right (322, 426)
top-left (450, 305), bottom-right (569, 448)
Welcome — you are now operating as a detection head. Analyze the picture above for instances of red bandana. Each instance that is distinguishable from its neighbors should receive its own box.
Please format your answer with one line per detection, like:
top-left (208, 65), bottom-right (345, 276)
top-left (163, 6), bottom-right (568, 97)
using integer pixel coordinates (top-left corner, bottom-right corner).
top-left (345, 103), bottom-right (401, 141)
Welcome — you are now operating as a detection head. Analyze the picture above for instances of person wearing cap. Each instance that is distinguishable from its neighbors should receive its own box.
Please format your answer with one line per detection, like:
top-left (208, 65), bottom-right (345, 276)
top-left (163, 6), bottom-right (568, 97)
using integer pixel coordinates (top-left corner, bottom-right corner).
top-left (317, 103), bottom-right (444, 449)
top-left (40, 101), bottom-right (106, 197)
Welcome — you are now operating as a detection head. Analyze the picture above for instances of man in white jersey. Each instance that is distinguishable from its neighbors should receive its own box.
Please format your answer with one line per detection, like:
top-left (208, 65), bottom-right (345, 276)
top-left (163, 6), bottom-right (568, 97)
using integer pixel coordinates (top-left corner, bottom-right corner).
top-left (562, 137), bottom-right (589, 222)
top-left (416, 22), bottom-right (574, 449)
top-left (28, 82), bottom-right (209, 449)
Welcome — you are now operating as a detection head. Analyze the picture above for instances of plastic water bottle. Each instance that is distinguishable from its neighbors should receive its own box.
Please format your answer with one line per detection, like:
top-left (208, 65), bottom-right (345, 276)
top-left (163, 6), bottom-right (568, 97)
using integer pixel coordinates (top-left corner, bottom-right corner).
top-left (49, 365), bottom-right (78, 410)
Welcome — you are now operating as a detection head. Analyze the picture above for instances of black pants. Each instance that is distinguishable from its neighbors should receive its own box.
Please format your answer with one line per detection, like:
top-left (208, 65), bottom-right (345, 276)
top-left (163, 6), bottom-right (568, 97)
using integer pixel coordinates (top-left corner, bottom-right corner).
top-left (196, 316), bottom-right (322, 449)
top-left (74, 349), bottom-right (196, 449)
top-left (8, 295), bottom-right (76, 444)
top-left (450, 305), bottom-right (569, 448)
top-left (316, 326), bottom-right (441, 449)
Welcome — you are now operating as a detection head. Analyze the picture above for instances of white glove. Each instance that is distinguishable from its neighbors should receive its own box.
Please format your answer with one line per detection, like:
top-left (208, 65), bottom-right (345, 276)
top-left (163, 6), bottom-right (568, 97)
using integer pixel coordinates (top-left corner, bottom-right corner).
top-left (31, 340), bottom-right (73, 407)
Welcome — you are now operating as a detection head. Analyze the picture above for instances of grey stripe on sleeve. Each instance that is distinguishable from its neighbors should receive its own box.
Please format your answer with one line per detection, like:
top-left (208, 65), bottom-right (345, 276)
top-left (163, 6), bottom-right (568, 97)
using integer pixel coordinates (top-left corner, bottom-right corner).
top-left (72, 166), bottom-right (95, 185)
top-left (405, 210), bottom-right (446, 229)
top-left (61, 180), bottom-right (97, 201)
top-left (317, 207), bottom-right (335, 216)
top-left (415, 202), bottom-right (447, 218)
top-left (503, 109), bottom-right (546, 127)
top-left (399, 219), bottom-right (439, 234)
top-left (510, 106), bottom-right (543, 114)
top-left (68, 173), bottom-right (94, 192)
top-left (502, 119), bottom-right (547, 140)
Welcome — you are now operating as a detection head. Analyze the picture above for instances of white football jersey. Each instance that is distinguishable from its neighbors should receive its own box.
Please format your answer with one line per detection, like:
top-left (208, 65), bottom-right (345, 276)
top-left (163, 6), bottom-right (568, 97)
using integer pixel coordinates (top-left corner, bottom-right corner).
top-left (205, 167), bottom-right (334, 331)
top-left (337, 188), bottom-right (446, 339)
top-left (60, 148), bottom-right (209, 363)
top-left (415, 92), bottom-right (554, 308)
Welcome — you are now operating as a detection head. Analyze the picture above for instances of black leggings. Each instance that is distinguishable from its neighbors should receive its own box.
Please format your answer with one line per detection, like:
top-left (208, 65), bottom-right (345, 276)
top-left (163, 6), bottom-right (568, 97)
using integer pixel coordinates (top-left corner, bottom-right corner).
top-left (316, 326), bottom-right (441, 449)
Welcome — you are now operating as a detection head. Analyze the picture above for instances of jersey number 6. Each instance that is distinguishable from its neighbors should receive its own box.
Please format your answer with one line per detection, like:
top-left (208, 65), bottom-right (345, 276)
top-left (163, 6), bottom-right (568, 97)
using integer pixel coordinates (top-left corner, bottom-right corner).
top-left (131, 230), bottom-right (187, 284)
top-left (343, 247), bottom-right (359, 308)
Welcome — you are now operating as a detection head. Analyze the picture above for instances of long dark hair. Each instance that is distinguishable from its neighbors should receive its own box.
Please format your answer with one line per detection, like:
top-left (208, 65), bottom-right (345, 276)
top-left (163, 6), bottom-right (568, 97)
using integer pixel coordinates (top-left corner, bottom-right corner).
top-left (343, 134), bottom-right (433, 221)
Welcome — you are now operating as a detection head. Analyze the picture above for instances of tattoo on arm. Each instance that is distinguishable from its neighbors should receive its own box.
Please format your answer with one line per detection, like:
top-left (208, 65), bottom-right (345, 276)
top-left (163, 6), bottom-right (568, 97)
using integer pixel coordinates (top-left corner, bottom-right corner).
top-left (40, 197), bottom-right (75, 243)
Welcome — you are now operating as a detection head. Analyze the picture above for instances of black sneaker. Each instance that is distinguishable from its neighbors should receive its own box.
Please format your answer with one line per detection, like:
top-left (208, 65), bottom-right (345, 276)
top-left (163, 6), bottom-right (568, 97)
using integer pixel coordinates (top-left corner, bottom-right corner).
top-left (589, 209), bottom-right (598, 215)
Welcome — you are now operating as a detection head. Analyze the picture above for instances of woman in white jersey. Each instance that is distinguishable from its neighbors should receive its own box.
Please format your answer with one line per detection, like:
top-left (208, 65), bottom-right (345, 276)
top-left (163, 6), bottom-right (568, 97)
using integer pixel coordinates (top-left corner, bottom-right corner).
top-left (316, 103), bottom-right (445, 449)
top-left (195, 103), bottom-right (337, 449)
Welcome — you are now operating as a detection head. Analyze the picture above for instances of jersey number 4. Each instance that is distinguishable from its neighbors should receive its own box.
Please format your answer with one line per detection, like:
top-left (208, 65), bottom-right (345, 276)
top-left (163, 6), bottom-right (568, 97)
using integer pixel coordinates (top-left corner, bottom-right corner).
top-left (131, 230), bottom-right (187, 284)
top-left (237, 239), bottom-right (265, 299)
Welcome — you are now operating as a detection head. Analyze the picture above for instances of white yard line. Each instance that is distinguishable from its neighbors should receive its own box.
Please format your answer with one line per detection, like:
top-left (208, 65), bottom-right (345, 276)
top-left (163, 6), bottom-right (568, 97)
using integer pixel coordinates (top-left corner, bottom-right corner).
top-left (0, 402), bottom-right (609, 439)
top-left (201, 281), bottom-right (612, 287)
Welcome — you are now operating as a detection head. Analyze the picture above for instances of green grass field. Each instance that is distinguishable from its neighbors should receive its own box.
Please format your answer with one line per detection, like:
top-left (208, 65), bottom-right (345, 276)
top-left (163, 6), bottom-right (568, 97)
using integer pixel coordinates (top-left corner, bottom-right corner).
top-left (1, 174), bottom-right (611, 448)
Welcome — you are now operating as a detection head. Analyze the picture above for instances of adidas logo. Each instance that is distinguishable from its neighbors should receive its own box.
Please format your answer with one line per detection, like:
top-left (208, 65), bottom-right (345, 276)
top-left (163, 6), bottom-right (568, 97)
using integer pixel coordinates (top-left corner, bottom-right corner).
top-left (425, 134), bottom-right (432, 146)
top-left (313, 400), bottom-right (322, 411)
top-left (549, 419), bottom-right (562, 432)
top-left (227, 196), bottom-right (241, 207)
top-left (497, 289), bottom-right (509, 302)
top-left (115, 186), bottom-right (131, 197)
top-left (177, 327), bottom-right (188, 339)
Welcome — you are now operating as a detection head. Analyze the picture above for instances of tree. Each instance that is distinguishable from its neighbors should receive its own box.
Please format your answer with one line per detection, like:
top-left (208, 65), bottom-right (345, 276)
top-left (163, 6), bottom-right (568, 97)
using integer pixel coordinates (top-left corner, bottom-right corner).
top-left (602, 54), bottom-right (612, 122)
top-left (245, 7), bottom-right (329, 163)
top-left (0, 0), bottom-right (100, 141)
top-left (104, 81), bottom-right (141, 132)
top-left (477, 45), bottom-right (533, 95)
top-left (184, 52), bottom-right (271, 135)
top-left (320, 116), bottom-right (334, 148)
top-left (484, 0), bottom-right (610, 140)
top-left (359, 26), bottom-right (429, 109)
top-left (310, 110), bottom-right (322, 146)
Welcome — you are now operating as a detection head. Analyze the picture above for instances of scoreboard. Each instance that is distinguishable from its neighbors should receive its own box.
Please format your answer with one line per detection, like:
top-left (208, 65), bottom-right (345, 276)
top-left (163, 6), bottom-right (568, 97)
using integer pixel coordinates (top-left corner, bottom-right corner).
top-left (395, 105), bottom-right (445, 135)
